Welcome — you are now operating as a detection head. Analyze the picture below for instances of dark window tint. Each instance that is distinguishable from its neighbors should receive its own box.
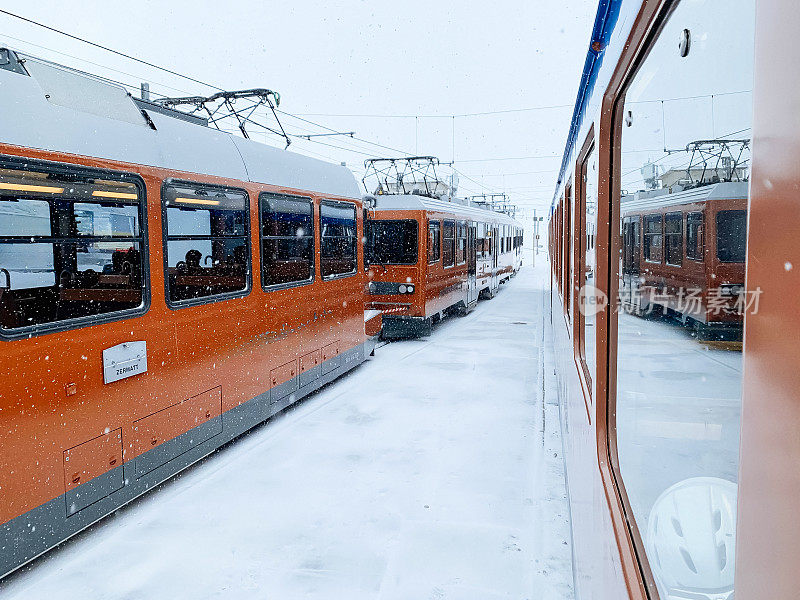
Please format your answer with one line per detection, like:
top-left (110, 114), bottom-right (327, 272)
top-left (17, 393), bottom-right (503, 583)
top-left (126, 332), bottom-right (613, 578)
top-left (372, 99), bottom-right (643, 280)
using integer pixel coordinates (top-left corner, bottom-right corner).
top-left (0, 165), bottom-right (145, 333)
top-left (321, 201), bottom-right (357, 278)
top-left (664, 212), bottom-right (683, 266)
top-left (427, 220), bottom-right (441, 263)
top-left (643, 214), bottom-right (663, 262)
top-left (442, 220), bottom-right (455, 267)
top-left (260, 195), bottom-right (313, 287)
top-left (716, 210), bottom-right (747, 263)
top-left (367, 219), bottom-right (418, 265)
top-left (686, 212), bottom-right (704, 261)
top-left (163, 183), bottom-right (249, 304)
top-left (457, 222), bottom-right (467, 264)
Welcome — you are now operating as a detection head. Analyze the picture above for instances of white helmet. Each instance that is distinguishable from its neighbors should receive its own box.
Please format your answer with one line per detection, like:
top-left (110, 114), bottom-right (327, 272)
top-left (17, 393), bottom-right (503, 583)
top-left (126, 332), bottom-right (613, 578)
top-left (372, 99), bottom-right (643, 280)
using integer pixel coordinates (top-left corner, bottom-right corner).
top-left (645, 477), bottom-right (737, 600)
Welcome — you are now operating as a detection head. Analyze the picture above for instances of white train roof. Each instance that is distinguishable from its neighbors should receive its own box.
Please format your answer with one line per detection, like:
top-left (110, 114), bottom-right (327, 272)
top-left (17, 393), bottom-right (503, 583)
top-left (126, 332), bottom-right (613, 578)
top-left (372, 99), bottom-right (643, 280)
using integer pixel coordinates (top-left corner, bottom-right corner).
top-left (0, 52), bottom-right (361, 200)
top-left (621, 181), bottom-right (749, 212)
top-left (372, 193), bottom-right (523, 227)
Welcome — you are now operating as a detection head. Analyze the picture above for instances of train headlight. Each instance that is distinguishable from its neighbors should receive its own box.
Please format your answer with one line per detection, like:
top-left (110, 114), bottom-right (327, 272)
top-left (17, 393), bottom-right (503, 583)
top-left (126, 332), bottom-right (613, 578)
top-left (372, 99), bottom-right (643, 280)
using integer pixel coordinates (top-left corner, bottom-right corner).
top-left (407, 285), bottom-right (414, 293)
top-left (719, 284), bottom-right (744, 297)
top-left (398, 284), bottom-right (407, 294)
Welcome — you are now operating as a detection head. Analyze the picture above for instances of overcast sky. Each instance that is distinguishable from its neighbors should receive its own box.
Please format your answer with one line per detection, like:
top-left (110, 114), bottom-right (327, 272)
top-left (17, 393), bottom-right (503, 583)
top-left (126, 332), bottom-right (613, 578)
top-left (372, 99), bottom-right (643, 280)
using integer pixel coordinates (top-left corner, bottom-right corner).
top-left (1, 1), bottom-right (598, 216)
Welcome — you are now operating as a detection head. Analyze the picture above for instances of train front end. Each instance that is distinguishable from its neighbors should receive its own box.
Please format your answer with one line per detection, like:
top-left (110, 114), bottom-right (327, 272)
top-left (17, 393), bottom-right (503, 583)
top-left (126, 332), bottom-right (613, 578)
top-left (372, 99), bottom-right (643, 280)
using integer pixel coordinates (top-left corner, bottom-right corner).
top-left (365, 207), bottom-right (428, 338)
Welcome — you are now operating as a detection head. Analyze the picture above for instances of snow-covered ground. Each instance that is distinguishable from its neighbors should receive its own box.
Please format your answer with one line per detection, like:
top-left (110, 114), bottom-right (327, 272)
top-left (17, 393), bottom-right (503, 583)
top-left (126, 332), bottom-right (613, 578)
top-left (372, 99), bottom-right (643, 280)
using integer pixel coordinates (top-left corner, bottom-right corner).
top-left (1, 260), bottom-right (574, 600)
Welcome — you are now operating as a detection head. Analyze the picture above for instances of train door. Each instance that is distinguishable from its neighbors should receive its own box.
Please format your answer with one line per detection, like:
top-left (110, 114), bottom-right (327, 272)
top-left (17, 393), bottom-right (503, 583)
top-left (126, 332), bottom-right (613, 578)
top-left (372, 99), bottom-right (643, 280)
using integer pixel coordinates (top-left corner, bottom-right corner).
top-left (467, 222), bottom-right (478, 305)
top-left (621, 216), bottom-right (640, 307)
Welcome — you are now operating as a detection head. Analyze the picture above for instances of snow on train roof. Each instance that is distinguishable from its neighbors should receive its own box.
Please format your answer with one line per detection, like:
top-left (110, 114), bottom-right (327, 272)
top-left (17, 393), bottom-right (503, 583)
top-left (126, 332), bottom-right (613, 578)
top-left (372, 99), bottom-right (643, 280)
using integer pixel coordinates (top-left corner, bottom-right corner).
top-left (621, 181), bottom-right (749, 212)
top-left (0, 53), bottom-right (360, 200)
top-left (372, 193), bottom-right (523, 227)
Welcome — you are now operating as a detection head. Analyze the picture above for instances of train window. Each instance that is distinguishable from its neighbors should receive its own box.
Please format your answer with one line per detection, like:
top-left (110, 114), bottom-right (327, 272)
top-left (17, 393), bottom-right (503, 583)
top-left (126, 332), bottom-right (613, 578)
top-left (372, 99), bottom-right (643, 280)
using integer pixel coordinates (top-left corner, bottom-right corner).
top-left (578, 141), bottom-right (598, 396)
top-left (643, 214), bottom-right (663, 263)
top-left (427, 220), bottom-right (441, 263)
top-left (0, 162), bottom-right (146, 336)
top-left (664, 212), bottom-right (683, 266)
top-left (716, 210), bottom-right (747, 263)
top-left (367, 219), bottom-right (418, 265)
top-left (457, 222), bottom-right (467, 265)
top-left (259, 194), bottom-right (314, 288)
top-left (686, 212), bottom-right (704, 261)
top-left (615, 0), bottom-right (753, 598)
top-left (163, 182), bottom-right (249, 306)
top-left (442, 219), bottom-right (455, 267)
top-left (320, 200), bottom-right (357, 279)
top-left (563, 185), bottom-right (572, 317)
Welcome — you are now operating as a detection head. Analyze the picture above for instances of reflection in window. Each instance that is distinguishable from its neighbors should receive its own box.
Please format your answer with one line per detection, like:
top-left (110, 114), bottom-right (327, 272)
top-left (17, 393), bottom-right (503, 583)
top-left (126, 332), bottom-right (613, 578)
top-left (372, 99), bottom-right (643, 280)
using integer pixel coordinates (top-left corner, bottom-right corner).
top-left (163, 183), bottom-right (249, 304)
top-left (442, 220), bottom-right (455, 267)
top-left (0, 165), bottom-right (145, 332)
top-left (581, 145), bottom-right (598, 392)
top-left (260, 195), bottom-right (313, 287)
top-left (665, 212), bottom-right (683, 266)
top-left (716, 210), bottom-right (747, 263)
top-left (616, 1), bottom-right (753, 598)
top-left (643, 215), bottom-right (663, 263)
top-left (367, 219), bottom-right (418, 265)
top-left (686, 212), bottom-right (704, 261)
top-left (320, 201), bottom-right (357, 278)
top-left (427, 220), bottom-right (440, 263)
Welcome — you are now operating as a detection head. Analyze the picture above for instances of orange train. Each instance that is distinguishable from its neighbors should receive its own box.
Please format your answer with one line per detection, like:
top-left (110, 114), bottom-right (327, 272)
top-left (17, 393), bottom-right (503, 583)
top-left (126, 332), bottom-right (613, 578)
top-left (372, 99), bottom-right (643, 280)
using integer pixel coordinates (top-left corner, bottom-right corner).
top-left (620, 181), bottom-right (748, 339)
top-left (366, 193), bottom-right (523, 338)
top-left (0, 49), bottom-right (381, 577)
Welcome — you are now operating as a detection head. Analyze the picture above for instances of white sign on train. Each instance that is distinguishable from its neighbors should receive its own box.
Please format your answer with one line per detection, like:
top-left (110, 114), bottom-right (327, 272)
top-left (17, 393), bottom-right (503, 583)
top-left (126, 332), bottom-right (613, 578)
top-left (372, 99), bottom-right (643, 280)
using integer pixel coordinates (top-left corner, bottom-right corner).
top-left (102, 341), bottom-right (147, 384)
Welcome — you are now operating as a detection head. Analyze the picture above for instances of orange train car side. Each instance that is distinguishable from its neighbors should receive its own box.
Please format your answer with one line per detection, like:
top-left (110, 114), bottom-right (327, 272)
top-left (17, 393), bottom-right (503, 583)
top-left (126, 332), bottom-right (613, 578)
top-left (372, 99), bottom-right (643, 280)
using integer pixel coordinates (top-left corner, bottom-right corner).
top-left (0, 51), bottom-right (376, 578)
top-left (365, 194), bottom-right (523, 338)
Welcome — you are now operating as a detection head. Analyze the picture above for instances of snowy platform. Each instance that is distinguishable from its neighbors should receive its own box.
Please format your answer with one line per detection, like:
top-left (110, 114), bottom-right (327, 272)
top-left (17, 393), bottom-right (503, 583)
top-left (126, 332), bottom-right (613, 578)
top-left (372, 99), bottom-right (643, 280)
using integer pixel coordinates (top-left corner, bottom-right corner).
top-left (1, 265), bottom-right (574, 600)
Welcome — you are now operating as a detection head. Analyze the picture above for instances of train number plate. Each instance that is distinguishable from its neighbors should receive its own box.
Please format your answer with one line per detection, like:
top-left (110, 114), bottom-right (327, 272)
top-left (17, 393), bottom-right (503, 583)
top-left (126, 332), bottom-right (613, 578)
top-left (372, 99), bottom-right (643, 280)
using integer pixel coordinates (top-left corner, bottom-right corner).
top-left (103, 341), bottom-right (147, 384)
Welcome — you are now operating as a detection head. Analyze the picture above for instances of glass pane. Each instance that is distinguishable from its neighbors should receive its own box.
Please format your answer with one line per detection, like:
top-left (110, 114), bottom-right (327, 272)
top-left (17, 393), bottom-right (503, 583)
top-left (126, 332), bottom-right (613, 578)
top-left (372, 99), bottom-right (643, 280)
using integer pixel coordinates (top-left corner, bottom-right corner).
top-left (716, 210), bottom-right (747, 263)
top-left (262, 238), bottom-right (313, 286)
top-left (0, 242), bottom-right (142, 329)
top-left (0, 199), bottom-right (51, 236)
top-left (582, 146), bottom-right (598, 386)
top-left (442, 220), bottom-right (455, 267)
top-left (166, 239), bottom-right (248, 302)
top-left (262, 197), bottom-right (313, 238)
top-left (73, 203), bottom-right (139, 237)
top-left (616, 1), bottom-right (754, 598)
top-left (687, 212), bottom-right (703, 260)
top-left (320, 202), bottom-right (356, 278)
top-left (368, 219), bottom-right (418, 265)
top-left (321, 202), bottom-right (356, 238)
top-left (665, 213), bottom-right (683, 266)
top-left (427, 221), bottom-right (440, 262)
top-left (0, 166), bottom-right (145, 331)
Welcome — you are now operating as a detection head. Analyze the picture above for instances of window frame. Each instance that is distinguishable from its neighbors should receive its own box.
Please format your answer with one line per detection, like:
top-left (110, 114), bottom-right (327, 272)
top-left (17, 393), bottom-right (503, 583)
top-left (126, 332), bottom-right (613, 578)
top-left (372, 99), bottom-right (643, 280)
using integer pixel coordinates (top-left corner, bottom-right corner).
top-left (366, 218), bottom-right (419, 266)
top-left (715, 209), bottom-right (748, 263)
top-left (258, 192), bottom-right (315, 292)
top-left (686, 211), bottom-right (704, 261)
top-left (575, 131), bottom-right (596, 410)
top-left (161, 178), bottom-right (252, 310)
top-left (442, 219), bottom-right (456, 268)
top-left (427, 219), bottom-right (441, 263)
top-left (456, 221), bottom-right (467, 265)
top-left (0, 155), bottom-right (150, 341)
top-left (319, 198), bottom-right (358, 281)
top-left (643, 213), bottom-right (664, 263)
top-left (664, 211), bottom-right (683, 266)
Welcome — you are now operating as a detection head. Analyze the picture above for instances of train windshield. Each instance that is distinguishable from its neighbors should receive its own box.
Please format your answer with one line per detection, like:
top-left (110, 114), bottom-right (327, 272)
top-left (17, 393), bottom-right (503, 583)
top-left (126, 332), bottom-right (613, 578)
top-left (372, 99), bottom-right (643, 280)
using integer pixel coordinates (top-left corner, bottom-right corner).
top-left (716, 210), bottom-right (747, 262)
top-left (367, 219), bottom-right (418, 265)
